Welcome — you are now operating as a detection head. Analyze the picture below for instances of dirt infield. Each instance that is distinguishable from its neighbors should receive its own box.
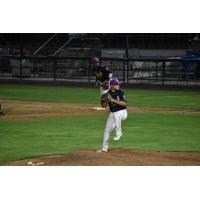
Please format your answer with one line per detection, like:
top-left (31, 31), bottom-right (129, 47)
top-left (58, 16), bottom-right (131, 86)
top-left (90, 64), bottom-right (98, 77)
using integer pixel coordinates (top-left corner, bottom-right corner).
top-left (1, 99), bottom-right (200, 120)
top-left (5, 149), bottom-right (200, 166)
top-left (1, 99), bottom-right (200, 166)
top-left (0, 100), bottom-right (104, 120)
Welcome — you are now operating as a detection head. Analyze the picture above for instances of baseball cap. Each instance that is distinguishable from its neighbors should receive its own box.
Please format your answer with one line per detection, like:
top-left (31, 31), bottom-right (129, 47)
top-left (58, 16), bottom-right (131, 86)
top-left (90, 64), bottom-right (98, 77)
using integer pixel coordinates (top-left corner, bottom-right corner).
top-left (91, 57), bottom-right (100, 64)
top-left (110, 78), bottom-right (120, 86)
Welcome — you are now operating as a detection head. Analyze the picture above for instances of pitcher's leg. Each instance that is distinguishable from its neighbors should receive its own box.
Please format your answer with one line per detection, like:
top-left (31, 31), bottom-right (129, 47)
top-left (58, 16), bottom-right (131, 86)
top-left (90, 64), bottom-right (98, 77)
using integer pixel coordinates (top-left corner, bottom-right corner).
top-left (113, 111), bottom-right (122, 137)
top-left (113, 110), bottom-right (128, 140)
top-left (102, 113), bottom-right (115, 149)
top-left (100, 86), bottom-right (109, 96)
top-left (100, 86), bottom-right (104, 96)
top-left (121, 109), bottom-right (128, 121)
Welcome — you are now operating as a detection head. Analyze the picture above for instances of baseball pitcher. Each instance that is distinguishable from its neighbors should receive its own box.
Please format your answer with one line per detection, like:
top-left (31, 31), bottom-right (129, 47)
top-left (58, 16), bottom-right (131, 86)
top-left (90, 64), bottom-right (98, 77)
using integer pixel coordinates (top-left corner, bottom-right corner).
top-left (97, 78), bottom-right (128, 153)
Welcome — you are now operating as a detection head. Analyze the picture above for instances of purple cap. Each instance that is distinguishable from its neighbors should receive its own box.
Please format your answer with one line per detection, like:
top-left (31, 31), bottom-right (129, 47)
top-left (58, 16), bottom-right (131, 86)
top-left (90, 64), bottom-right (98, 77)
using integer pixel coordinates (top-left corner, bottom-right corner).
top-left (91, 57), bottom-right (100, 64)
top-left (110, 78), bottom-right (120, 86)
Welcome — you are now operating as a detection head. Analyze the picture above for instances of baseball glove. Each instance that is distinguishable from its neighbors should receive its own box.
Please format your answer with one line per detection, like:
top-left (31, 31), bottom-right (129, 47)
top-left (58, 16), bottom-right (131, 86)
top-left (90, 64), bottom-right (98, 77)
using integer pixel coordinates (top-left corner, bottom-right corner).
top-left (100, 81), bottom-right (109, 90)
top-left (101, 92), bottom-right (113, 105)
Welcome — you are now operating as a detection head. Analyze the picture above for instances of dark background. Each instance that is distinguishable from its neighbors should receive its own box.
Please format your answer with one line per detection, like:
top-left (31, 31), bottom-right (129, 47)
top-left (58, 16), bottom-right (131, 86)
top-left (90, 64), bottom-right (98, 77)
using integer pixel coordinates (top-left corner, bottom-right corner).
top-left (0, 33), bottom-right (199, 49)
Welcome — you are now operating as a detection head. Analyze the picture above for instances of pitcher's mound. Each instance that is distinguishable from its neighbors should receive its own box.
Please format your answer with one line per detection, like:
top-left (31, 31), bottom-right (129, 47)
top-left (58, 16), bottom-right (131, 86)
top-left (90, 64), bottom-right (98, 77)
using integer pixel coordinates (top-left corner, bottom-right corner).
top-left (5, 149), bottom-right (200, 166)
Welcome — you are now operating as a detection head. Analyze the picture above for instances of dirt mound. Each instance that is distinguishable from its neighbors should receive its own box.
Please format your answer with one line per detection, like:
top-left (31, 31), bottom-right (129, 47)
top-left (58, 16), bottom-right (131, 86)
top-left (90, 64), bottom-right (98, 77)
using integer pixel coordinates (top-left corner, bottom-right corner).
top-left (5, 149), bottom-right (200, 166)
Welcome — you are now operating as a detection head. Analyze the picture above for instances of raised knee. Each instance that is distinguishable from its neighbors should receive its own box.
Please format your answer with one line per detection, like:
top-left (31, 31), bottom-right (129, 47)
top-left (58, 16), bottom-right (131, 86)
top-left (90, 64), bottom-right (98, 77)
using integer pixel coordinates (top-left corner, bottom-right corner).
top-left (122, 114), bottom-right (127, 121)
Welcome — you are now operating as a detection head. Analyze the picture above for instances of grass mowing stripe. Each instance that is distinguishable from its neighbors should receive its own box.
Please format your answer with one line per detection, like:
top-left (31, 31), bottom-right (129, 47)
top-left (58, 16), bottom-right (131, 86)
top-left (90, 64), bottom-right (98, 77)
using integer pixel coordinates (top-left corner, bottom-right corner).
top-left (0, 112), bottom-right (200, 164)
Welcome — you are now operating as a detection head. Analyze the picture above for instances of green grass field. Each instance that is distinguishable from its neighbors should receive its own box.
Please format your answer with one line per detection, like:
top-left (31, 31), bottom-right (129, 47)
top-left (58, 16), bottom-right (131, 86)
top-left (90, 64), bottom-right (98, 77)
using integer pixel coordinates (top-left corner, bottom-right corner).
top-left (1, 84), bottom-right (200, 109)
top-left (0, 84), bottom-right (200, 164)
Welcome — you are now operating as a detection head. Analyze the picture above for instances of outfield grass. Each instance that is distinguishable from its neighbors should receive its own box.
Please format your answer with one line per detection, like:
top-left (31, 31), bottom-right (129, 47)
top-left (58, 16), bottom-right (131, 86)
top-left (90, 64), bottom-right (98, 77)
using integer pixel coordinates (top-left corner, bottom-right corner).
top-left (0, 112), bottom-right (200, 164)
top-left (0, 84), bottom-right (200, 109)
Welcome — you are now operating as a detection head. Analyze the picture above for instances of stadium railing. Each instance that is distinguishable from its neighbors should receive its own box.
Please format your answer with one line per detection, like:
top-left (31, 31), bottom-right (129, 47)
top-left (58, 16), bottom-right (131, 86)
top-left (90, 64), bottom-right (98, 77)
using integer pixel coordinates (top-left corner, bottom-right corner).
top-left (0, 55), bottom-right (200, 86)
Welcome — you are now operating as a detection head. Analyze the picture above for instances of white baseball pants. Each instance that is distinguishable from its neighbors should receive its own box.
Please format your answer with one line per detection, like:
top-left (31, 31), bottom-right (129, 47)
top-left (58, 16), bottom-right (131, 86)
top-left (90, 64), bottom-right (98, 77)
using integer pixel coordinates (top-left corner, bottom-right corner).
top-left (102, 109), bottom-right (128, 149)
top-left (100, 86), bottom-right (110, 96)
